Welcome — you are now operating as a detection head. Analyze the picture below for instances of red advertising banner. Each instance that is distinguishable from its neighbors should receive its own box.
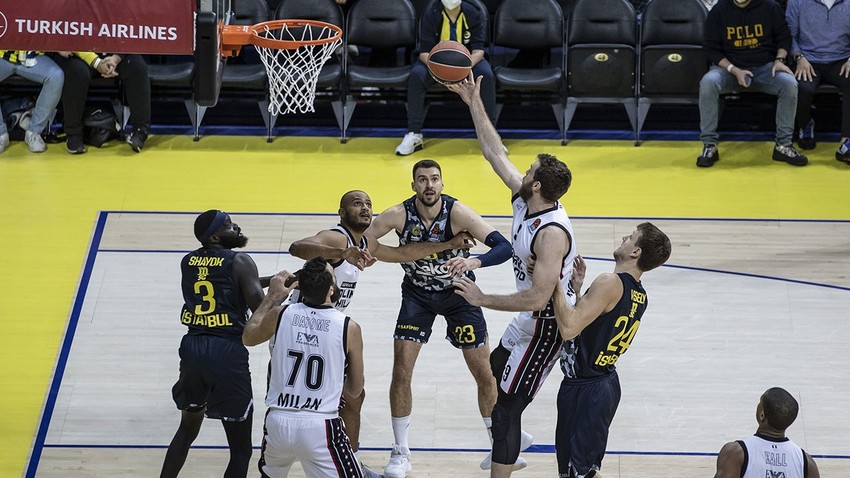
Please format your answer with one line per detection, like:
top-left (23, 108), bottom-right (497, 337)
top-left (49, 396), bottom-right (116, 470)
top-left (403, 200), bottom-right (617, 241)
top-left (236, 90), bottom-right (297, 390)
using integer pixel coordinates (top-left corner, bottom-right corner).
top-left (0, 0), bottom-right (195, 54)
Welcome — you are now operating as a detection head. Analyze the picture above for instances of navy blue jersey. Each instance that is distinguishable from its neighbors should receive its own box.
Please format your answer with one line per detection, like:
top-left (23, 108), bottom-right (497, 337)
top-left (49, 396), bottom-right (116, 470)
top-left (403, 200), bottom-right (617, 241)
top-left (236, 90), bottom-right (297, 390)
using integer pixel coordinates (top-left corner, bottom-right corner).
top-left (560, 273), bottom-right (647, 379)
top-left (179, 248), bottom-right (249, 341)
top-left (397, 194), bottom-right (471, 292)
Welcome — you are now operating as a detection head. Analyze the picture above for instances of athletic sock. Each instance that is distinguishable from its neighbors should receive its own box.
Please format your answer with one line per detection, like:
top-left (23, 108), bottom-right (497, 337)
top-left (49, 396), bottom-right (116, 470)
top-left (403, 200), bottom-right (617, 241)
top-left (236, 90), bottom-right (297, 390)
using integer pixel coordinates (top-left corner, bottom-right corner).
top-left (483, 417), bottom-right (493, 443)
top-left (391, 416), bottom-right (411, 450)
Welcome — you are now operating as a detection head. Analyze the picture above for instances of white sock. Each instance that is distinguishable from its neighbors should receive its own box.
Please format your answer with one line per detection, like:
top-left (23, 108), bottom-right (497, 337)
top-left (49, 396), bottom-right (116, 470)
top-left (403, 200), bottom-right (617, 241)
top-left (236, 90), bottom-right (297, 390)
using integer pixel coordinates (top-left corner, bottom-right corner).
top-left (391, 416), bottom-right (411, 450)
top-left (483, 417), bottom-right (493, 443)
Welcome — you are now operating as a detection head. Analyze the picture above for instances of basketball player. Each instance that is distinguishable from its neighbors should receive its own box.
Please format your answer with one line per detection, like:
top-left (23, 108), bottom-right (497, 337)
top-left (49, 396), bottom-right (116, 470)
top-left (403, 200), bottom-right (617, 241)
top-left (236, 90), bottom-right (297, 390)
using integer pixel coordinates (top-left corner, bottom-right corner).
top-left (160, 210), bottom-right (265, 478)
top-left (364, 159), bottom-right (513, 478)
top-left (550, 223), bottom-right (672, 478)
top-left (451, 74), bottom-right (576, 478)
top-left (289, 189), bottom-right (470, 478)
top-left (714, 387), bottom-right (820, 478)
top-left (243, 258), bottom-right (365, 478)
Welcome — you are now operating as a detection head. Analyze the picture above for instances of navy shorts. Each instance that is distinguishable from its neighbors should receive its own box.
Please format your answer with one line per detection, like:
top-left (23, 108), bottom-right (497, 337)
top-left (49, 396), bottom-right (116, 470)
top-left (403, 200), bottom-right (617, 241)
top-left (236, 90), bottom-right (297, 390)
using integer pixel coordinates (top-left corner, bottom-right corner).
top-left (171, 333), bottom-right (254, 421)
top-left (555, 371), bottom-right (621, 477)
top-left (395, 281), bottom-right (488, 348)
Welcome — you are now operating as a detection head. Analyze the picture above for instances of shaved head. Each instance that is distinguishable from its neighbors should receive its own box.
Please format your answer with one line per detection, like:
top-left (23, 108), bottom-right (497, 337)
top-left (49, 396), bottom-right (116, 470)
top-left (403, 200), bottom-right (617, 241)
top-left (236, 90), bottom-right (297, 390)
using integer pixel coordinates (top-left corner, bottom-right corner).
top-left (340, 190), bottom-right (368, 208)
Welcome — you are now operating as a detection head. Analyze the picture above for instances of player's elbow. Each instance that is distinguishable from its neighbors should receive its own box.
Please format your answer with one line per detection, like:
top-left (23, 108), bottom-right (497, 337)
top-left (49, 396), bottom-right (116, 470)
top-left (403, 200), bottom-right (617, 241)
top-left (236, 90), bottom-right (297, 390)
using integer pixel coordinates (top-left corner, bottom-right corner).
top-left (288, 241), bottom-right (306, 258)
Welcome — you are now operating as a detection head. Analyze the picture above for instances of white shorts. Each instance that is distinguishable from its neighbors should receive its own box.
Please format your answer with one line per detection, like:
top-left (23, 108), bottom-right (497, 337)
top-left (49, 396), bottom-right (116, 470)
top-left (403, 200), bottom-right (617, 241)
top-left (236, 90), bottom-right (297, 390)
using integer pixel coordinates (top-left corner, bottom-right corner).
top-left (260, 410), bottom-right (362, 478)
top-left (497, 316), bottom-right (563, 400)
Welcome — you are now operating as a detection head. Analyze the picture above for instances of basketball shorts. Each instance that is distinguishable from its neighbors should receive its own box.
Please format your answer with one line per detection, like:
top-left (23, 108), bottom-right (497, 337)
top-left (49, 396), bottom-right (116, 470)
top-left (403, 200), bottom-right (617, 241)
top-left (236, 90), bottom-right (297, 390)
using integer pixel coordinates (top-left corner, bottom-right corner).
top-left (555, 371), bottom-right (621, 477)
top-left (493, 316), bottom-right (563, 400)
top-left (394, 281), bottom-right (487, 349)
top-left (260, 410), bottom-right (363, 478)
top-left (171, 333), bottom-right (253, 421)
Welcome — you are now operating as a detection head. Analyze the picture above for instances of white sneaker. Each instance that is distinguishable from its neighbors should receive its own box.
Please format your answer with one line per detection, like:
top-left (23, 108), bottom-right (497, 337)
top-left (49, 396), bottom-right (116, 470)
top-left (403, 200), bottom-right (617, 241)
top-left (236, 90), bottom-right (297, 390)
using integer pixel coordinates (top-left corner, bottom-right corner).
top-left (25, 130), bottom-right (46, 153)
top-left (395, 132), bottom-right (423, 156)
top-left (0, 132), bottom-right (9, 154)
top-left (480, 430), bottom-right (533, 470)
top-left (384, 444), bottom-right (411, 478)
top-left (361, 461), bottom-right (385, 478)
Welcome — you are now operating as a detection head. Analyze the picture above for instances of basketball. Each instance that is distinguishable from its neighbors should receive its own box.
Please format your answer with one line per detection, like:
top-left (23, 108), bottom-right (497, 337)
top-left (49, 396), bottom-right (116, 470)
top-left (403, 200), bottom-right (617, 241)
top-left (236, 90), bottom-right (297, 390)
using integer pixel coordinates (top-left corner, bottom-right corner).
top-left (427, 41), bottom-right (472, 85)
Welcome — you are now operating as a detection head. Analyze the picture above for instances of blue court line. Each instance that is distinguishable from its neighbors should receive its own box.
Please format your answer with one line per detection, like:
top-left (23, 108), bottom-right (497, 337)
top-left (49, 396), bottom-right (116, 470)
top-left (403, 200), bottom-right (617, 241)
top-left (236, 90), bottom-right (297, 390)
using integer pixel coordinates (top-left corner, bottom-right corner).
top-left (26, 211), bottom-right (109, 478)
top-left (36, 443), bottom-right (850, 460)
top-left (102, 210), bottom-right (850, 223)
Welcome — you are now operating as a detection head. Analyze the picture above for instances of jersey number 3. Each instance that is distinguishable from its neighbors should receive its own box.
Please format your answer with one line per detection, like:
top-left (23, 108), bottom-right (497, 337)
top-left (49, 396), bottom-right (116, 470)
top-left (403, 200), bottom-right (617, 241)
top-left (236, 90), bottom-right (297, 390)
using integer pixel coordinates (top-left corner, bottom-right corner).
top-left (193, 280), bottom-right (216, 315)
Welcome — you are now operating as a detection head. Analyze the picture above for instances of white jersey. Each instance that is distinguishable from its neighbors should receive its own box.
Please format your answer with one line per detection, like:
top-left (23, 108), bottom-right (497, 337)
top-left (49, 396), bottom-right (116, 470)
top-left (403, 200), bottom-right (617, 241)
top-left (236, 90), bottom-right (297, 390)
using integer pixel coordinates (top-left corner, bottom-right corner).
top-left (740, 434), bottom-right (806, 478)
top-left (285, 225), bottom-right (367, 313)
top-left (505, 195), bottom-right (577, 329)
top-left (496, 195), bottom-right (578, 398)
top-left (266, 303), bottom-right (349, 417)
top-left (328, 225), bottom-right (367, 312)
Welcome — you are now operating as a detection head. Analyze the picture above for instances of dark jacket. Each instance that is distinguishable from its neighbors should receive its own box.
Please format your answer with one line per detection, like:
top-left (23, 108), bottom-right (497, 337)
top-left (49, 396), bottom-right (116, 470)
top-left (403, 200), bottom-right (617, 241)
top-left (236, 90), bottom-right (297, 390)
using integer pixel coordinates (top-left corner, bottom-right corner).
top-left (704, 0), bottom-right (792, 68)
top-left (416, 0), bottom-right (486, 55)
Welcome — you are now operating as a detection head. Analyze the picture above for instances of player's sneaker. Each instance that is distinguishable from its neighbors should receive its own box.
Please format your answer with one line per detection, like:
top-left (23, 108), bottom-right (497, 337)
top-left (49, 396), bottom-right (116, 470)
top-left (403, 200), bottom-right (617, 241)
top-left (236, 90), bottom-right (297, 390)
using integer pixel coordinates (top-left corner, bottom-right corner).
top-left (384, 445), bottom-right (411, 478)
top-left (361, 461), bottom-right (385, 478)
top-left (480, 430), bottom-right (534, 470)
top-left (0, 132), bottom-right (9, 154)
top-left (395, 132), bottom-right (423, 156)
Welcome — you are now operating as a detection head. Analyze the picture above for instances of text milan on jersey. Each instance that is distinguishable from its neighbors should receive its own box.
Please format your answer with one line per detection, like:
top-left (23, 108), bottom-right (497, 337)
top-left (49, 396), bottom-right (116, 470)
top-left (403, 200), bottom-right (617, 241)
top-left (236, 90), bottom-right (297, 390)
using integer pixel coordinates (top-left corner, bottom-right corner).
top-left (15, 19), bottom-right (178, 40)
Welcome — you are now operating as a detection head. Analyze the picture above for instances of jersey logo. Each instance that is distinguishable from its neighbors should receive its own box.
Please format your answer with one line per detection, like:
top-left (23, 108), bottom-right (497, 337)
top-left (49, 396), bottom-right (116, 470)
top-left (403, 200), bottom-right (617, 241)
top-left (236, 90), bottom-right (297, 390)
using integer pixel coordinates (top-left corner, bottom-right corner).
top-left (765, 472), bottom-right (785, 478)
top-left (197, 267), bottom-right (209, 281)
top-left (527, 218), bottom-right (541, 234)
top-left (296, 332), bottom-right (320, 347)
top-left (411, 224), bottom-right (422, 238)
top-left (431, 224), bottom-right (441, 236)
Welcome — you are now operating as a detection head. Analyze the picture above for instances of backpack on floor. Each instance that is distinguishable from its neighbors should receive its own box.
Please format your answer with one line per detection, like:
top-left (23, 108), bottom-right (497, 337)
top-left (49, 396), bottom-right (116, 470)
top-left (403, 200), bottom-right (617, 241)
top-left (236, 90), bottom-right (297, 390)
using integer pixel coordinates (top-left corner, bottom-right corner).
top-left (83, 107), bottom-right (120, 147)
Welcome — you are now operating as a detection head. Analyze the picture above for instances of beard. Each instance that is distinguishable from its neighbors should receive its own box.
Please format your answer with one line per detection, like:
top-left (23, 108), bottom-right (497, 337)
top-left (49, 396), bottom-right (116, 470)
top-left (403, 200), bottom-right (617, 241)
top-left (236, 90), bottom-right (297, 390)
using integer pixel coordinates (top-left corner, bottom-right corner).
top-left (220, 233), bottom-right (249, 249)
top-left (330, 284), bottom-right (341, 304)
top-left (418, 190), bottom-right (439, 207)
top-left (344, 212), bottom-right (371, 233)
top-left (518, 181), bottom-right (533, 201)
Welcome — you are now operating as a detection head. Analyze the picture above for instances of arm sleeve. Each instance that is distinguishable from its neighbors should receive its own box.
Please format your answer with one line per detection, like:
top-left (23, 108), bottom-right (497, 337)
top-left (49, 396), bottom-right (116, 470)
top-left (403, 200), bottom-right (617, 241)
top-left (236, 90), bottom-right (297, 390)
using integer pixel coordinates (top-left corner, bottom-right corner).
top-left (418, 8), bottom-right (441, 54)
top-left (785, 0), bottom-right (801, 55)
top-left (74, 52), bottom-right (99, 67)
top-left (477, 230), bottom-right (512, 268)
top-left (466, 6), bottom-right (486, 52)
top-left (703, 8), bottom-right (725, 65)
top-left (773, 3), bottom-right (792, 53)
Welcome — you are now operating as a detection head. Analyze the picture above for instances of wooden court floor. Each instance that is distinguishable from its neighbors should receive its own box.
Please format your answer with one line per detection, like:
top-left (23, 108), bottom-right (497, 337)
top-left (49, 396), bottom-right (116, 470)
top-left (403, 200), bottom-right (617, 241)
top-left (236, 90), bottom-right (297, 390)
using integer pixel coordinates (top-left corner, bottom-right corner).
top-left (1, 134), bottom-right (848, 477)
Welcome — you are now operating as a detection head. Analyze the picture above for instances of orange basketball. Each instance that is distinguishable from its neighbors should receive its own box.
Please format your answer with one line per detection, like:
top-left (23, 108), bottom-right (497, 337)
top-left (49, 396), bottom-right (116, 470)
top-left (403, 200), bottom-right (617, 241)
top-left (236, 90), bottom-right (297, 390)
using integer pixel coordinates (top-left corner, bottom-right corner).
top-left (427, 41), bottom-right (472, 85)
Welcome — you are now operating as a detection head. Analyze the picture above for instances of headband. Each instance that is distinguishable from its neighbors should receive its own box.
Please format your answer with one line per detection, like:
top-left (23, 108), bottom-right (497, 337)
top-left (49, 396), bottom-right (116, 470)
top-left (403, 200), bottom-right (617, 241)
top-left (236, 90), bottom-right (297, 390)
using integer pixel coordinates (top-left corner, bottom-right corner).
top-left (199, 210), bottom-right (227, 244)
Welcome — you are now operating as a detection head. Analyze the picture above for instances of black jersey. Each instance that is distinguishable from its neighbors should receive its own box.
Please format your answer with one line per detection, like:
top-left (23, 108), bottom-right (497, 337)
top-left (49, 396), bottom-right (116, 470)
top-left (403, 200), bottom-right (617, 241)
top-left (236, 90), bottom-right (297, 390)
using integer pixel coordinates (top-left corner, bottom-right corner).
top-left (397, 194), bottom-right (471, 292)
top-left (560, 273), bottom-right (647, 379)
top-left (179, 248), bottom-right (249, 341)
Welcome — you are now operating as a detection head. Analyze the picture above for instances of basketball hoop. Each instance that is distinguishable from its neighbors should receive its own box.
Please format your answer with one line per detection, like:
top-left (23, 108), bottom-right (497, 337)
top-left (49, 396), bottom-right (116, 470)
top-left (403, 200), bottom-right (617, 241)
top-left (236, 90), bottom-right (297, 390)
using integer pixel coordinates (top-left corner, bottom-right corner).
top-left (221, 19), bottom-right (342, 115)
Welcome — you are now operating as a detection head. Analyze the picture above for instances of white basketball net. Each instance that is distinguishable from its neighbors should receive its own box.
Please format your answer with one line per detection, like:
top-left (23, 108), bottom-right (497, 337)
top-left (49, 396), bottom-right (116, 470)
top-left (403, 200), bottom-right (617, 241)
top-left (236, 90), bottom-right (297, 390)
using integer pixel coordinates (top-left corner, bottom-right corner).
top-left (254, 22), bottom-right (342, 115)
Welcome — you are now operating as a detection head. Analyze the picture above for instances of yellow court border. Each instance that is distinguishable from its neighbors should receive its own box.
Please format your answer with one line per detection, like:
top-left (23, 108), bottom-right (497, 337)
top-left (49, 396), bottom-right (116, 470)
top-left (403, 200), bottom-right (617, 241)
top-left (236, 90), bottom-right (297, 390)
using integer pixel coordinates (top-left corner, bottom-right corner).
top-left (1, 134), bottom-right (847, 476)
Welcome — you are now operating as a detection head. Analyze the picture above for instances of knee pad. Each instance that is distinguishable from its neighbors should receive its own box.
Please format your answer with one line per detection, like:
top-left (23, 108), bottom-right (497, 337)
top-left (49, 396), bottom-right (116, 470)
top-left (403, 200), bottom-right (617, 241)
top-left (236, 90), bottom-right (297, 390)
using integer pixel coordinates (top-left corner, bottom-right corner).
top-left (490, 403), bottom-right (510, 441)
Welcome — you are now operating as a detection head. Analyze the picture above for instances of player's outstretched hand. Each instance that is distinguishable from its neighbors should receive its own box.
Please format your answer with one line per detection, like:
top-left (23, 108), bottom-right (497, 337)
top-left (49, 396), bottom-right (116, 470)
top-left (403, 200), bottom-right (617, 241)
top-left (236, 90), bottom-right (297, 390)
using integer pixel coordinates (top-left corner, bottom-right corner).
top-left (447, 72), bottom-right (482, 106)
top-left (448, 231), bottom-right (476, 250)
top-left (269, 270), bottom-right (297, 295)
top-left (446, 256), bottom-right (482, 277)
top-left (453, 276), bottom-right (484, 306)
top-left (570, 255), bottom-right (586, 293)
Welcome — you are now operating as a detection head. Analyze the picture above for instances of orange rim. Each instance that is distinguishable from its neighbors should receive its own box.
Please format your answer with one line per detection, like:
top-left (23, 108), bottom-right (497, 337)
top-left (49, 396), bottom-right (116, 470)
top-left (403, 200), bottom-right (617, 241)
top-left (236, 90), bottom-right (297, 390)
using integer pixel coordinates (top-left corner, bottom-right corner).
top-left (249, 19), bottom-right (342, 50)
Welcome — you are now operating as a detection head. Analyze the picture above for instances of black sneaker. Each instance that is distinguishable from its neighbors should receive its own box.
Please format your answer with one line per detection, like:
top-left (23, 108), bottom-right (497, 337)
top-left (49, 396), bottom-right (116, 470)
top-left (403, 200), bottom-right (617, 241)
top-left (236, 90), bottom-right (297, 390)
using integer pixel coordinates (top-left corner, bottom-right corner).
top-left (696, 144), bottom-right (719, 167)
top-left (772, 144), bottom-right (808, 166)
top-left (836, 138), bottom-right (850, 164)
top-left (797, 119), bottom-right (816, 150)
top-left (127, 128), bottom-right (148, 153)
top-left (66, 134), bottom-right (87, 154)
